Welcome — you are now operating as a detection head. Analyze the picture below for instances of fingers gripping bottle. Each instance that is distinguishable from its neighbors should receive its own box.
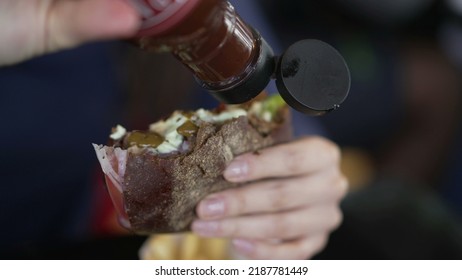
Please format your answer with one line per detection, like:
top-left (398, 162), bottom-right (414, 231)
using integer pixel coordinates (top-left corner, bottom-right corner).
top-left (127, 0), bottom-right (351, 115)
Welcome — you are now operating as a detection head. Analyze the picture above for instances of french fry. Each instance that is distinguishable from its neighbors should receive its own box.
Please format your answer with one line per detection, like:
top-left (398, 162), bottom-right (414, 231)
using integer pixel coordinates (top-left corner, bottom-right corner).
top-left (139, 233), bottom-right (232, 260)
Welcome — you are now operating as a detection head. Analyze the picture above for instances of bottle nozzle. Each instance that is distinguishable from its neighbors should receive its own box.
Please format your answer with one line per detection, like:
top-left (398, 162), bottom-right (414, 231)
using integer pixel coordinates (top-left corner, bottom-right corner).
top-left (205, 38), bottom-right (351, 116)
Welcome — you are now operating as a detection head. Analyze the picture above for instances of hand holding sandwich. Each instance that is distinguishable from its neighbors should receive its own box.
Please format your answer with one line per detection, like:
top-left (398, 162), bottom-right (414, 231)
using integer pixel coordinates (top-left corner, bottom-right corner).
top-left (0, 0), bottom-right (140, 66)
top-left (193, 136), bottom-right (348, 259)
top-left (3, 0), bottom-right (348, 260)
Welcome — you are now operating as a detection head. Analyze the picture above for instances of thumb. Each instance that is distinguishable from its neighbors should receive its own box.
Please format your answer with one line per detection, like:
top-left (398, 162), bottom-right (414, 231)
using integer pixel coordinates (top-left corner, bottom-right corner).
top-left (47, 0), bottom-right (141, 51)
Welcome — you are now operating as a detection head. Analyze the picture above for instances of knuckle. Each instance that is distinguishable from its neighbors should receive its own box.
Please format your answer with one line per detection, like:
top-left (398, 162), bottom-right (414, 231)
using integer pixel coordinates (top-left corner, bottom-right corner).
top-left (340, 175), bottom-right (349, 196)
top-left (305, 137), bottom-right (341, 165)
top-left (295, 238), bottom-right (315, 260)
top-left (267, 215), bottom-right (291, 238)
top-left (280, 137), bottom-right (313, 173)
top-left (297, 245), bottom-right (313, 260)
top-left (322, 140), bottom-right (341, 163)
top-left (267, 182), bottom-right (290, 210)
top-left (309, 235), bottom-right (329, 258)
top-left (232, 188), bottom-right (248, 215)
top-left (320, 138), bottom-right (340, 161)
top-left (223, 220), bottom-right (240, 237)
top-left (281, 149), bottom-right (306, 174)
top-left (333, 173), bottom-right (349, 200)
top-left (328, 207), bottom-right (343, 230)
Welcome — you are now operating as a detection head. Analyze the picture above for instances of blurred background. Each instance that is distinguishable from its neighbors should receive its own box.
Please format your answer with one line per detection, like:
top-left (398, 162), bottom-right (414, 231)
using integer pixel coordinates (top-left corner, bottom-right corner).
top-left (1, 0), bottom-right (462, 259)
top-left (257, 0), bottom-right (462, 259)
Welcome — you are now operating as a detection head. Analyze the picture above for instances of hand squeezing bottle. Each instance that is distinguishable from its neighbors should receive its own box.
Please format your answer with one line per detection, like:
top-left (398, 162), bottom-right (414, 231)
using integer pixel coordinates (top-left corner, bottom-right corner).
top-left (127, 0), bottom-right (350, 115)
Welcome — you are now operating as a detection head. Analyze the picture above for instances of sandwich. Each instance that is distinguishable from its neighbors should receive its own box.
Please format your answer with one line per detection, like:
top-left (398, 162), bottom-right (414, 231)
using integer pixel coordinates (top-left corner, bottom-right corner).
top-left (93, 94), bottom-right (292, 234)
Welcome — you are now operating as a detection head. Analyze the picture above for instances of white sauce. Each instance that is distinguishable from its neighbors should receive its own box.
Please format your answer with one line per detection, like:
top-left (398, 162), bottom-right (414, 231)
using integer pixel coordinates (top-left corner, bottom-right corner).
top-left (110, 125), bottom-right (127, 140)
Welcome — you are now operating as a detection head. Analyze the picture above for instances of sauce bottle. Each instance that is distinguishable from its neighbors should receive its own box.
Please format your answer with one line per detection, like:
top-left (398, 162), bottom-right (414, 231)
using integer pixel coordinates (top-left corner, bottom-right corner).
top-left (127, 0), bottom-right (351, 115)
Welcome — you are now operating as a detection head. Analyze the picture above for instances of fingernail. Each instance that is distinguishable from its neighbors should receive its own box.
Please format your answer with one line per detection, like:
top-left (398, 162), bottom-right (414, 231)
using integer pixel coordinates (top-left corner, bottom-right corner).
top-left (224, 159), bottom-right (249, 180)
top-left (199, 197), bottom-right (225, 219)
top-left (232, 239), bottom-right (255, 255)
top-left (191, 220), bottom-right (220, 237)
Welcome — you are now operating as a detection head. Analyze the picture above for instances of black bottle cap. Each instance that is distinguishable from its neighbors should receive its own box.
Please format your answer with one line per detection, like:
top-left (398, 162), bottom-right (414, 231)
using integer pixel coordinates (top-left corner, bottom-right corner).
top-left (275, 39), bottom-right (351, 115)
top-left (203, 31), bottom-right (275, 104)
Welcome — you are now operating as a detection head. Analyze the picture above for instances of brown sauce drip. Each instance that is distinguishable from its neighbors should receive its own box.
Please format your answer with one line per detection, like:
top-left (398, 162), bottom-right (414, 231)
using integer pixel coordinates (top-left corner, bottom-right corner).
top-left (124, 131), bottom-right (164, 148)
top-left (177, 120), bottom-right (199, 137)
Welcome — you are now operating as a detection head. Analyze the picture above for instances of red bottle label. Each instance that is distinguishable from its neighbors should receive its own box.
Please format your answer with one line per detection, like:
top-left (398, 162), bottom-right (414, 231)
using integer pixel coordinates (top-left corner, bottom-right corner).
top-left (127, 0), bottom-right (200, 36)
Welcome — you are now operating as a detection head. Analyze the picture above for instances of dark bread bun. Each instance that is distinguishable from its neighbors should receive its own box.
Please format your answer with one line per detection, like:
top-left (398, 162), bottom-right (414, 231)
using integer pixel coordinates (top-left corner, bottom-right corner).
top-left (94, 100), bottom-right (292, 234)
